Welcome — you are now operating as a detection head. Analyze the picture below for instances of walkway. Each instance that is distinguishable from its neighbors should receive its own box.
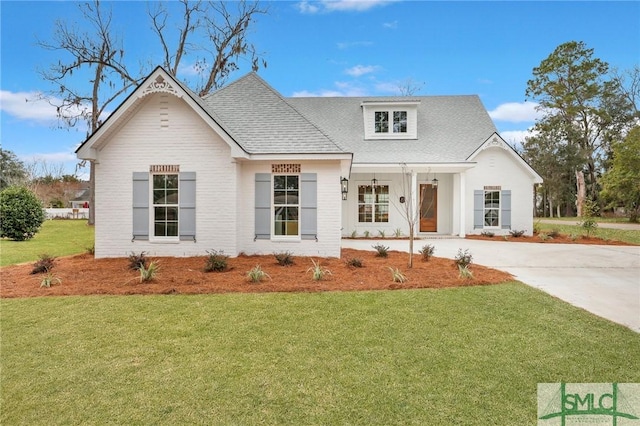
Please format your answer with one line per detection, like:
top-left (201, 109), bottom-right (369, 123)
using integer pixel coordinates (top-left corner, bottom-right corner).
top-left (342, 238), bottom-right (640, 333)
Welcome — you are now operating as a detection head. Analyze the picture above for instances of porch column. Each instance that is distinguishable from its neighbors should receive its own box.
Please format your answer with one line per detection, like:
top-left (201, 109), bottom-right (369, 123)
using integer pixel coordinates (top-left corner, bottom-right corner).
top-left (459, 171), bottom-right (466, 237)
top-left (411, 170), bottom-right (418, 237)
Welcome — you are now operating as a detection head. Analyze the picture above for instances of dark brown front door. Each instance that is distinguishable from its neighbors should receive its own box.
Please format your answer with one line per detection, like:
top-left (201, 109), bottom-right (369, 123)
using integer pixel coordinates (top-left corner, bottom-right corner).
top-left (420, 184), bottom-right (437, 232)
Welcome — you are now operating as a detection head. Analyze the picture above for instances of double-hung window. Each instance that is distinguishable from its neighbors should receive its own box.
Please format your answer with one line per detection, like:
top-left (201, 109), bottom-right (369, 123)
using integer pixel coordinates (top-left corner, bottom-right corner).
top-left (358, 184), bottom-right (389, 223)
top-left (273, 175), bottom-right (299, 236)
top-left (484, 190), bottom-right (500, 227)
top-left (153, 174), bottom-right (179, 237)
top-left (375, 110), bottom-right (407, 134)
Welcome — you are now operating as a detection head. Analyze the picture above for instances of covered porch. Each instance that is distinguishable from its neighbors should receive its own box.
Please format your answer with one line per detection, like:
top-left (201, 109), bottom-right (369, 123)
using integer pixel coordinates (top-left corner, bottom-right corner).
top-left (340, 163), bottom-right (475, 238)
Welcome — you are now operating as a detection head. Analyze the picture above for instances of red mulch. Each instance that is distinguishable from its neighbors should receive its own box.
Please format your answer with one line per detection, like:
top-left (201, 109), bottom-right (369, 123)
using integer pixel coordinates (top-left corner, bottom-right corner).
top-left (465, 233), bottom-right (635, 246)
top-left (0, 249), bottom-right (512, 298)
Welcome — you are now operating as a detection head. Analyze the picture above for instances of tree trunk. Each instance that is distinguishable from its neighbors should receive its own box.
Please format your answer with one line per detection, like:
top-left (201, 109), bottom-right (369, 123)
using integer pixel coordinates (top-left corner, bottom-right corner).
top-left (575, 170), bottom-right (586, 217)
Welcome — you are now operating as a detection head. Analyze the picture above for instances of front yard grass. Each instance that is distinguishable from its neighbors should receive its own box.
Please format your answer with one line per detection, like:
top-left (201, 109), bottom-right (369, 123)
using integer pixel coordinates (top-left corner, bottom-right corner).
top-left (0, 219), bottom-right (94, 266)
top-left (2, 283), bottom-right (639, 425)
top-left (535, 221), bottom-right (640, 245)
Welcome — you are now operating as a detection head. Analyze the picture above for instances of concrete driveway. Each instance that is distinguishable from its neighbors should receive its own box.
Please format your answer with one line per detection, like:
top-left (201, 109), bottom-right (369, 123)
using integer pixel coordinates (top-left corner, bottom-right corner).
top-left (342, 238), bottom-right (640, 332)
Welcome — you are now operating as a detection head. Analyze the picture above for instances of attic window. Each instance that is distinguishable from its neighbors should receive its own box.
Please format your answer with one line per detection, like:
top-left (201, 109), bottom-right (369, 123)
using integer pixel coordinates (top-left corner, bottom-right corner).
top-left (375, 110), bottom-right (407, 134)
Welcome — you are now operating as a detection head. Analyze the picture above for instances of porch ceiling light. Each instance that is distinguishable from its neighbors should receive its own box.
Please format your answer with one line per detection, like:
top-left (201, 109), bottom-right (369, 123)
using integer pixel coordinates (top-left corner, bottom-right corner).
top-left (432, 176), bottom-right (439, 188)
top-left (371, 174), bottom-right (378, 190)
top-left (341, 177), bottom-right (349, 200)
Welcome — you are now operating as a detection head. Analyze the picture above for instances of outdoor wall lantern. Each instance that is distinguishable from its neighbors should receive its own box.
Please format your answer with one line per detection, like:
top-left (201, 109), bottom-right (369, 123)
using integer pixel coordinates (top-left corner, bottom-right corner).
top-left (431, 175), bottom-right (439, 188)
top-left (341, 177), bottom-right (349, 200)
top-left (371, 174), bottom-right (378, 190)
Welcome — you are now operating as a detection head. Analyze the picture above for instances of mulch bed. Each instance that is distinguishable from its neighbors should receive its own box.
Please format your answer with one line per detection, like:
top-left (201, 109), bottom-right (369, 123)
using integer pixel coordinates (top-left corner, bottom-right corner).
top-left (0, 249), bottom-right (512, 298)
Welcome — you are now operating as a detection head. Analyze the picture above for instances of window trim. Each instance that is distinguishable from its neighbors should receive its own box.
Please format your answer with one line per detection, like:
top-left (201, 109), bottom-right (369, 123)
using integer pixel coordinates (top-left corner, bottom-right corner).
top-left (374, 109), bottom-right (408, 135)
top-left (483, 189), bottom-right (501, 229)
top-left (357, 183), bottom-right (390, 224)
top-left (271, 173), bottom-right (301, 240)
top-left (150, 172), bottom-right (180, 242)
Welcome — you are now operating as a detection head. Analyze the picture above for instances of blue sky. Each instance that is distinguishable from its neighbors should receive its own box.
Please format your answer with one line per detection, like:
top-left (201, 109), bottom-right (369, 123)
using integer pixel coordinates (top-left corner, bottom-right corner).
top-left (1, 1), bottom-right (639, 179)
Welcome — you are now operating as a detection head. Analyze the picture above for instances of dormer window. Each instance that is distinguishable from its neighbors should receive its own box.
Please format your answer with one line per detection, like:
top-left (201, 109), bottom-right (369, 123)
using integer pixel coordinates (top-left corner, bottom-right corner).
top-left (363, 101), bottom-right (419, 140)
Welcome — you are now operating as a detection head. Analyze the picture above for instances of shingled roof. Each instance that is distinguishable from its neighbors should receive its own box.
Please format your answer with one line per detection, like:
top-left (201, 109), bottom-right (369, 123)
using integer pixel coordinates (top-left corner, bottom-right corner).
top-left (287, 95), bottom-right (497, 164)
top-left (202, 73), bottom-right (346, 155)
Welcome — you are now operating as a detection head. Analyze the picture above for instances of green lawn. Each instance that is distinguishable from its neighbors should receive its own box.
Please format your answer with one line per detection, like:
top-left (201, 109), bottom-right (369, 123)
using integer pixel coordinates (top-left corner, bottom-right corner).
top-left (535, 221), bottom-right (640, 245)
top-left (2, 284), bottom-right (639, 425)
top-left (0, 220), bottom-right (94, 266)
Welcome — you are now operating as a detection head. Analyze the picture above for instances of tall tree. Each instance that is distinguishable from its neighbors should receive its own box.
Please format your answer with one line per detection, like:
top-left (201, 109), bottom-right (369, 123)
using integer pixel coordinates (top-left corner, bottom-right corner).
top-left (525, 41), bottom-right (634, 215)
top-left (600, 126), bottom-right (640, 222)
top-left (38, 1), bottom-right (142, 224)
top-left (150, 0), bottom-right (268, 96)
top-left (0, 149), bottom-right (28, 190)
top-left (37, 0), bottom-right (268, 224)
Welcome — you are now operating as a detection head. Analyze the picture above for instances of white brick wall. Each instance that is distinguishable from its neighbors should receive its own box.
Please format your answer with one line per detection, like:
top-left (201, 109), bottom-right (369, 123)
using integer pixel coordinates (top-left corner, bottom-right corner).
top-left (93, 92), bottom-right (345, 258)
top-left (94, 93), bottom-right (238, 258)
top-left (238, 161), bottom-right (343, 258)
top-left (464, 147), bottom-right (536, 235)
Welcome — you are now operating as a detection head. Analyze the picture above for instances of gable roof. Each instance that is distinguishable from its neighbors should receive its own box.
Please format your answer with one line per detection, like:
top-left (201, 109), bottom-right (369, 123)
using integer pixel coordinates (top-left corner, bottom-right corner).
top-left (287, 95), bottom-right (498, 164)
top-left (76, 66), bottom-right (248, 160)
top-left (202, 73), bottom-right (346, 155)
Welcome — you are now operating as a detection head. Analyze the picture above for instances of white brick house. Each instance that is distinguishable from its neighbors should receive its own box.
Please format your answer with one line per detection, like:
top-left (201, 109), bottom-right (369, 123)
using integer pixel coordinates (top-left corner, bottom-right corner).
top-left (76, 67), bottom-right (542, 258)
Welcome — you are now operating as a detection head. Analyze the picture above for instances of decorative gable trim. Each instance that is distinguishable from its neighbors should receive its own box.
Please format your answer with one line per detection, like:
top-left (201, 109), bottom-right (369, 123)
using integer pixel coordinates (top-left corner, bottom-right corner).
top-left (467, 132), bottom-right (543, 183)
top-left (141, 75), bottom-right (180, 97)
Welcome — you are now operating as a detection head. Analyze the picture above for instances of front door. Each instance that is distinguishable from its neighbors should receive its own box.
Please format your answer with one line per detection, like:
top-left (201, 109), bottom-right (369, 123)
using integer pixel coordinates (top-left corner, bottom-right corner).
top-left (420, 184), bottom-right (437, 232)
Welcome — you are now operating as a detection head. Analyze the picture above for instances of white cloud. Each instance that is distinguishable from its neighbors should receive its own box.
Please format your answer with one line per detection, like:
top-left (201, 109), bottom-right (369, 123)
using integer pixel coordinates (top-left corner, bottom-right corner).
top-left (345, 64), bottom-right (380, 77)
top-left (297, 0), bottom-right (395, 14)
top-left (0, 90), bottom-right (94, 129)
top-left (336, 40), bottom-right (373, 49)
top-left (383, 20), bottom-right (398, 29)
top-left (292, 81), bottom-right (368, 97)
top-left (0, 90), bottom-right (58, 123)
top-left (500, 129), bottom-right (537, 148)
top-left (488, 102), bottom-right (542, 123)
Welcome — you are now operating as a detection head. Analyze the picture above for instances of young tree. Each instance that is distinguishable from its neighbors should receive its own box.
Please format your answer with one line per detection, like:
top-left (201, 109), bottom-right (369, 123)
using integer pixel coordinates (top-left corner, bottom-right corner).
top-left (600, 126), bottom-right (640, 222)
top-left (525, 41), bottom-right (635, 216)
top-left (0, 186), bottom-right (46, 241)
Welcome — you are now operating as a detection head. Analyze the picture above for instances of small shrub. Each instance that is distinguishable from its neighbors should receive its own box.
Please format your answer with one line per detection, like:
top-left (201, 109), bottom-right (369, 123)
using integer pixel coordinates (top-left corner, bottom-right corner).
top-left (480, 231), bottom-right (495, 237)
top-left (548, 229), bottom-right (560, 238)
top-left (31, 254), bottom-right (56, 275)
top-left (388, 267), bottom-right (407, 283)
top-left (454, 248), bottom-right (473, 269)
top-left (350, 230), bottom-right (357, 238)
top-left (0, 186), bottom-right (45, 241)
top-left (393, 228), bottom-right (402, 237)
top-left (455, 249), bottom-right (474, 279)
top-left (363, 230), bottom-right (371, 238)
top-left (204, 249), bottom-right (229, 272)
top-left (377, 229), bottom-right (386, 238)
top-left (139, 261), bottom-right (159, 282)
top-left (569, 233), bottom-right (580, 241)
top-left (509, 229), bottom-right (525, 238)
top-left (372, 243), bottom-right (389, 257)
top-left (40, 272), bottom-right (61, 288)
top-left (308, 259), bottom-right (332, 281)
top-left (419, 244), bottom-right (435, 262)
top-left (128, 251), bottom-right (148, 271)
top-left (538, 233), bottom-right (552, 241)
top-left (274, 251), bottom-right (294, 267)
top-left (86, 245), bottom-right (95, 255)
top-left (247, 265), bottom-right (270, 283)
top-left (345, 257), bottom-right (363, 268)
